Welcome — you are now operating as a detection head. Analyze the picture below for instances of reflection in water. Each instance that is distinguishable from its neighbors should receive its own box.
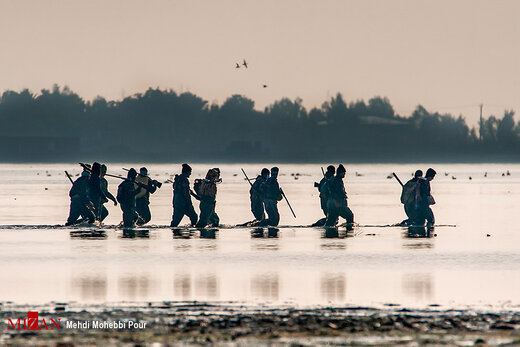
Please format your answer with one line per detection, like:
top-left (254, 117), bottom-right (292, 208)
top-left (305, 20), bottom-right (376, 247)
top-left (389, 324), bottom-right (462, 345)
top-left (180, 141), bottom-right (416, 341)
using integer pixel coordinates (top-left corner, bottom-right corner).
top-left (72, 275), bottom-right (107, 301)
top-left (251, 272), bottom-right (279, 300)
top-left (251, 227), bottom-right (264, 238)
top-left (267, 227), bottom-right (279, 238)
top-left (320, 240), bottom-right (346, 251)
top-left (174, 273), bottom-right (191, 299)
top-left (199, 228), bottom-right (217, 239)
top-left (174, 242), bottom-right (192, 252)
top-left (251, 228), bottom-right (280, 251)
top-left (172, 229), bottom-right (194, 239)
top-left (121, 229), bottom-right (150, 239)
top-left (402, 273), bottom-right (433, 302)
top-left (195, 273), bottom-right (218, 298)
top-left (403, 226), bottom-right (434, 249)
top-left (69, 230), bottom-right (107, 240)
top-left (321, 272), bottom-right (346, 301)
top-left (250, 227), bottom-right (279, 238)
top-left (321, 227), bottom-right (349, 239)
top-left (322, 227), bottom-right (339, 238)
top-left (406, 226), bottom-right (433, 238)
top-left (118, 274), bottom-right (151, 301)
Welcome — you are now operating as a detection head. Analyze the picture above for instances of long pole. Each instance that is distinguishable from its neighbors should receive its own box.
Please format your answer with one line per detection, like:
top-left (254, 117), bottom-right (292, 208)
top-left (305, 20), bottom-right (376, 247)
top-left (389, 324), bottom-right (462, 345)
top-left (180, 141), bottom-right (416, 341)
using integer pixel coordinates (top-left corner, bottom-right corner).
top-left (241, 168), bottom-right (253, 187)
top-left (123, 167), bottom-right (150, 179)
top-left (242, 168), bottom-right (296, 218)
top-left (122, 168), bottom-right (163, 188)
top-left (64, 171), bottom-right (74, 184)
top-left (280, 188), bottom-right (296, 218)
top-left (104, 172), bottom-right (126, 180)
top-left (392, 172), bottom-right (404, 187)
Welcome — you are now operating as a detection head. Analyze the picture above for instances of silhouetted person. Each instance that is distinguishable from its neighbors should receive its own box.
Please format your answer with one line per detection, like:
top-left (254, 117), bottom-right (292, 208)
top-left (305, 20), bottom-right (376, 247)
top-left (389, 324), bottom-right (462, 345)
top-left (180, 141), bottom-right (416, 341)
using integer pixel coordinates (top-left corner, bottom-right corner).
top-left (250, 168), bottom-right (269, 222)
top-left (88, 162), bottom-right (107, 222)
top-left (135, 167), bottom-right (158, 226)
top-left (260, 167), bottom-right (283, 226)
top-left (415, 168), bottom-right (436, 227)
top-left (195, 168), bottom-right (221, 228)
top-left (117, 168), bottom-right (139, 228)
top-left (99, 164), bottom-right (117, 222)
top-left (325, 164), bottom-right (354, 230)
top-left (313, 165), bottom-right (335, 227)
top-left (170, 164), bottom-right (198, 227)
top-left (66, 170), bottom-right (95, 225)
top-left (399, 170), bottom-right (423, 226)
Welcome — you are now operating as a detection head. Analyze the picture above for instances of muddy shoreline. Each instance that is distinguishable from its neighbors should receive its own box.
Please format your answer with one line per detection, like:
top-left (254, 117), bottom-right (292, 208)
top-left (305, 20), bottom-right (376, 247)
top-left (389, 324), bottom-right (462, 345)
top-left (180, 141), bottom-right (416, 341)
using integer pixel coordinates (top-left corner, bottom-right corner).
top-left (1, 303), bottom-right (519, 346)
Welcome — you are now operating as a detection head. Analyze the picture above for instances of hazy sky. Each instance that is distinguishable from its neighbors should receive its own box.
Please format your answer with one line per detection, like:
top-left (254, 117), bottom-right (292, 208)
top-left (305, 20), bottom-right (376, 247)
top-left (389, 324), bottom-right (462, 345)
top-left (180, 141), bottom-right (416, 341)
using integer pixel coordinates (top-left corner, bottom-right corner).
top-left (1, 0), bottom-right (519, 125)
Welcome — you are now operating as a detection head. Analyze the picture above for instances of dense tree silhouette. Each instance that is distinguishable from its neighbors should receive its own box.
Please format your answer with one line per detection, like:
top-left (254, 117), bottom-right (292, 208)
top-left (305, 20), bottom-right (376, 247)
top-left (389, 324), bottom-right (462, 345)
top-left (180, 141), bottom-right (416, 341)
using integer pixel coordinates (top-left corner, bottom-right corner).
top-left (0, 85), bottom-right (518, 162)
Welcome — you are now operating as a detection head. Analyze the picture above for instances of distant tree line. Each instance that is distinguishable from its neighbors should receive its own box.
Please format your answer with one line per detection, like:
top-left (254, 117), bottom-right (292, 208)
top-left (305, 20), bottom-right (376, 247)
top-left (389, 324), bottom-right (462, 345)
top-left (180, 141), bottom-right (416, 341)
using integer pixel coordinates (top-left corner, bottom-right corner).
top-left (0, 84), bottom-right (519, 162)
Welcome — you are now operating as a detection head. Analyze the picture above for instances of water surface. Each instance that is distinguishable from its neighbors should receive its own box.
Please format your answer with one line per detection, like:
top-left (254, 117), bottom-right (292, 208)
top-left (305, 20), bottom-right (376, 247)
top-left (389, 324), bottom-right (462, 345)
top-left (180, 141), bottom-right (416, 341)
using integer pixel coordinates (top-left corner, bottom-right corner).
top-left (0, 163), bottom-right (519, 309)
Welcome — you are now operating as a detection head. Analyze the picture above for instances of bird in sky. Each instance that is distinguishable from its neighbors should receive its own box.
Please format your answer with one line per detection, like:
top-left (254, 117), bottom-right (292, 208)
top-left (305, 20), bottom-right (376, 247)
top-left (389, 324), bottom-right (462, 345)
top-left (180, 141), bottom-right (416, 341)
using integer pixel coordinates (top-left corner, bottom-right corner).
top-left (242, 59), bottom-right (248, 68)
top-left (235, 63), bottom-right (240, 69)
top-left (262, 84), bottom-right (268, 88)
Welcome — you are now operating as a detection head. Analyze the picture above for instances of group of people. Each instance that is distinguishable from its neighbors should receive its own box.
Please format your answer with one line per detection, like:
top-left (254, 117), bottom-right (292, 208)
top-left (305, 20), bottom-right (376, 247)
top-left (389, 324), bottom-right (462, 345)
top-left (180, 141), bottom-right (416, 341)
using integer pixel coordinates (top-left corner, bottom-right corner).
top-left (66, 162), bottom-right (159, 227)
top-left (399, 168), bottom-right (437, 227)
top-left (65, 162), bottom-right (436, 229)
top-left (169, 164), bottom-right (221, 228)
top-left (311, 164), bottom-right (355, 229)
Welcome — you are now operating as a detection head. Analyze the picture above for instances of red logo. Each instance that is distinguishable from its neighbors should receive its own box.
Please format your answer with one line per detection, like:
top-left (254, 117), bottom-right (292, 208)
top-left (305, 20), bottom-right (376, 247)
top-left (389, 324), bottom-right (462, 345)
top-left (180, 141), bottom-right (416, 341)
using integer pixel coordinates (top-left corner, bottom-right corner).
top-left (7, 311), bottom-right (61, 330)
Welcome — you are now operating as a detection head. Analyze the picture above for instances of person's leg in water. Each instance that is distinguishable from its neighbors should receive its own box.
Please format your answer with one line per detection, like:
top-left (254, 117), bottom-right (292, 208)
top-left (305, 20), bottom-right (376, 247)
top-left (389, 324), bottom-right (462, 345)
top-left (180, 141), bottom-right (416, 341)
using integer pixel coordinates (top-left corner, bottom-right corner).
top-left (100, 205), bottom-right (109, 222)
top-left (122, 206), bottom-right (138, 227)
top-left (413, 202), bottom-right (427, 226)
top-left (196, 199), bottom-right (212, 228)
top-left (325, 200), bottom-right (339, 227)
top-left (251, 197), bottom-right (265, 221)
top-left (263, 199), bottom-right (280, 226)
top-left (209, 211), bottom-right (220, 227)
top-left (400, 203), bottom-right (416, 226)
top-left (186, 203), bottom-right (198, 226)
top-left (426, 207), bottom-right (435, 228)
top-left (338, 205), bottom-right (354, 231)
top-left (170, 204), bottom-right (187, 227)
top-left (66, 199), bottom-right (83, 225)
top-left (136, 198), bottom-right (151, 225)
top-left (312, 196), bottom-right (330, 227)
top-left (67, 199), bottom-right (95, 225)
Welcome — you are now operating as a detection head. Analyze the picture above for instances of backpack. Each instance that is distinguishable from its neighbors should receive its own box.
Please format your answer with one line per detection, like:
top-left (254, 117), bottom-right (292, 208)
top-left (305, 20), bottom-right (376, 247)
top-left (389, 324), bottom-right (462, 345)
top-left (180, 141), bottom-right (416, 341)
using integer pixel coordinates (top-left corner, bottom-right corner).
top-left (401, 180), bottom-right (418, 205)
top-left (319, 179), bottom-right (329, 196)
top-left (117, 181), bottom-right (130, 204)
top-left (193, 179), bottom-right (202, 195)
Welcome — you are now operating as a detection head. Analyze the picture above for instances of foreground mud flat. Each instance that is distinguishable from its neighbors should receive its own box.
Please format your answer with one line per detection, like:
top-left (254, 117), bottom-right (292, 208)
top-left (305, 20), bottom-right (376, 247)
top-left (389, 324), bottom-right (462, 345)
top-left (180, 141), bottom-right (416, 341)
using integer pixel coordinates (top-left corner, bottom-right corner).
top-left (1, 303), bottom-right (519, 346)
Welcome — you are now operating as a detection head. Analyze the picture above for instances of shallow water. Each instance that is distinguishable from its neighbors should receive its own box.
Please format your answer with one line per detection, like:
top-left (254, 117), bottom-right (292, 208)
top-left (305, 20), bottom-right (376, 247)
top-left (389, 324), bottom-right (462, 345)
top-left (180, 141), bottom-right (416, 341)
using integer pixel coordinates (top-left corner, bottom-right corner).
top-left (0, 163), bottom-right (519, 309)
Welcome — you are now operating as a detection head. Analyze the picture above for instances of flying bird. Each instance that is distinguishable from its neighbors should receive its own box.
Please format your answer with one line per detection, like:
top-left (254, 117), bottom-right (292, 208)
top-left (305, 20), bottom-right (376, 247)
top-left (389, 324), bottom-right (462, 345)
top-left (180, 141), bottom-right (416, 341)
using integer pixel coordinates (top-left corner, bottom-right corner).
top-left (242, 59), bottom-right (248, 68)
top-left (235, 63), bottom-right (240, 69)
top-left (262, 84), bottom-right (268, 88)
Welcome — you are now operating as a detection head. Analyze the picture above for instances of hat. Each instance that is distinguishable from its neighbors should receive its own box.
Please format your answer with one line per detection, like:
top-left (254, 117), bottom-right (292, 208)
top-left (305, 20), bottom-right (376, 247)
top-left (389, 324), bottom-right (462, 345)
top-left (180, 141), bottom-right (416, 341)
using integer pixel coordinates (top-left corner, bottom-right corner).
top-left (127, 168), bottom-right (137, 179)
top-left (425, 168), bottom-right (436, 178)
top-left (91, 162), bottom-right (101, 175)
top-left (182, 163), bottom-right (192, 174)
